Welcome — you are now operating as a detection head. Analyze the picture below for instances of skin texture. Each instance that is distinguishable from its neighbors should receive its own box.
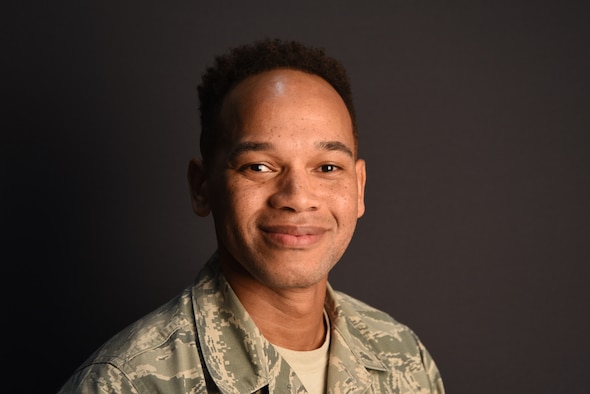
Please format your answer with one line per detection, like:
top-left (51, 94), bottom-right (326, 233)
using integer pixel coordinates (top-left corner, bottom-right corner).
top-left (188, 69), bottom-right (366, 350)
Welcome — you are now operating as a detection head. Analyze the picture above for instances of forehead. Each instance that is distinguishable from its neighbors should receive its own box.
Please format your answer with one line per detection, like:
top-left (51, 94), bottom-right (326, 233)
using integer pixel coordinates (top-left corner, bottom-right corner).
top-left (226, 69), bottom-right (339, 102)
top-left (219, 69), bottom-right (354, 146)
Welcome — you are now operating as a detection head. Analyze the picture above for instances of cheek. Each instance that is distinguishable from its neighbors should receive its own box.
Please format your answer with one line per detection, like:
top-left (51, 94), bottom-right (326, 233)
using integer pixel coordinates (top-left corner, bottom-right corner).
top-left (328, 183), bottom-right (360, 220)
top-left (219, 181), bottom-right (264, 221)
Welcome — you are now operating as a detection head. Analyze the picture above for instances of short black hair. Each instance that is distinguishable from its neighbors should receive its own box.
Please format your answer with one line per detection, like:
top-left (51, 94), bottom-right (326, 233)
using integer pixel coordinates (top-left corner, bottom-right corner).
top-left (197, 38), bottom-right (357, 163)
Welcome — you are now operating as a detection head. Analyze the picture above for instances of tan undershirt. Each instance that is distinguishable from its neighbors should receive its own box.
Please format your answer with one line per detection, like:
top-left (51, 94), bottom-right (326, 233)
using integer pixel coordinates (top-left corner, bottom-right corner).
top-left (272, 310), bottom-right (330, 394)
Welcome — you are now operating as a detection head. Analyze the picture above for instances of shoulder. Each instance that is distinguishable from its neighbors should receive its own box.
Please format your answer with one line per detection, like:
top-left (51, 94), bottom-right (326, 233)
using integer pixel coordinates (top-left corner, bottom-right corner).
top-left (59, 287), bottom-right (207, 393)
top-left (330, 288), bottom-right (416, 342)
top-left (92, 287), bottom-right (197, 365)
top-left (328, 288), bottom-right (445, 393)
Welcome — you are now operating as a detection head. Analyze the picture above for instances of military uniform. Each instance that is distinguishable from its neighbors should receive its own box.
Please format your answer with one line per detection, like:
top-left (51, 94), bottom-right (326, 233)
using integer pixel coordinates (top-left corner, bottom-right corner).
top-left (59, 254), bottom-right (444, 393)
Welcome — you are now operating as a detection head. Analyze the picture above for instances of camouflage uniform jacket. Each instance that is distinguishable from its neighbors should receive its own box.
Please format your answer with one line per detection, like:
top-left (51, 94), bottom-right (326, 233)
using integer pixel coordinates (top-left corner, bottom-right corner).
top-left (59, 254), bottom-right (444, 393)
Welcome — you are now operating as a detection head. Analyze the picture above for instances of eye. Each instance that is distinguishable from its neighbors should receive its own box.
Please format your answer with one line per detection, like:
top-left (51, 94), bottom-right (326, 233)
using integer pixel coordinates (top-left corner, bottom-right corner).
top-left (319, 164), bottom-right (338, 173)
top-left (245, 163), bottom-right (272, 173)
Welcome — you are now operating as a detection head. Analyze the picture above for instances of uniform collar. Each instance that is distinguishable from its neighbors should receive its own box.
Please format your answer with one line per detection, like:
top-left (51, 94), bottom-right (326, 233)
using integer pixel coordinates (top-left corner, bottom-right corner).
top-left (192, 254), bottom-right (387, 394)
top-left (325, 283), bottom-right (389, 372)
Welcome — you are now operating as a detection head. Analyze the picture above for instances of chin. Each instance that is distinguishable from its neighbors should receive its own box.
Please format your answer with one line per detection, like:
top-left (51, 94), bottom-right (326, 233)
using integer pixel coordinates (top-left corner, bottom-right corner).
top-left (250, 261), bottom-right (333, 290)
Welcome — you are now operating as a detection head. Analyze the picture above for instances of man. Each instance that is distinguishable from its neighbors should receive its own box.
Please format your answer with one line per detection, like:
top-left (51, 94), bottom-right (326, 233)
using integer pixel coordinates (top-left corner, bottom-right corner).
top-left (59, 39), bottom-right (444, 393)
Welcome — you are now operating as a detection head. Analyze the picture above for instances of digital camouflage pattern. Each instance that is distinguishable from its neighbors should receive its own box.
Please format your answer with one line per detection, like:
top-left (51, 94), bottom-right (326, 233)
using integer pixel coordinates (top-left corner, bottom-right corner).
top-left (58, 254), bottom-right (444, 393)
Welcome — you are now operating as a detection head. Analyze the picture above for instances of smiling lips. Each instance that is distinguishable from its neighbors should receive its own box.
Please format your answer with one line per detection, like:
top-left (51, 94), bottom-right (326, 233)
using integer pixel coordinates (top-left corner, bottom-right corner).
top-left (260, 225), bottom-right (328, 248)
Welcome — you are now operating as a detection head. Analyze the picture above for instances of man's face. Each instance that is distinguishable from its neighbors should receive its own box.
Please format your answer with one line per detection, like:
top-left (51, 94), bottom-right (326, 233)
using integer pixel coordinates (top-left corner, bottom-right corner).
top-left (198, 69), bottom-right (366, 289)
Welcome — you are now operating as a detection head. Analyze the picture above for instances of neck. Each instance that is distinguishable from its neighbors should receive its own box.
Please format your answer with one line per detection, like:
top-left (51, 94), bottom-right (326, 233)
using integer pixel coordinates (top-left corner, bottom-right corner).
top-left (221, 261), bottom-right (328, 351)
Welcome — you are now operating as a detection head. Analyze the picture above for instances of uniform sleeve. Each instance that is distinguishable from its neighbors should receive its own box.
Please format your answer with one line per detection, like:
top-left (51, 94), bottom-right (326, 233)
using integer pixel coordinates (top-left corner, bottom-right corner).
top-left (57, 363), bottom-right (140, 394)
top-left (416, 336), bottom-right (445, 394)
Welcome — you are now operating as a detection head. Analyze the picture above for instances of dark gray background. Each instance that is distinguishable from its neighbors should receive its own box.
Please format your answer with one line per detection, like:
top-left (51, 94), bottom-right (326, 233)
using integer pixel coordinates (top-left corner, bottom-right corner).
top-left (4, 1), bottom-right (589, 393)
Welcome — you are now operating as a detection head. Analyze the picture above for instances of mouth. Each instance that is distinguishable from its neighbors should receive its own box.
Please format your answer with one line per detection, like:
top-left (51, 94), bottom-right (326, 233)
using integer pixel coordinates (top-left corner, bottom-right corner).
top-left (259, 224), bottom-right (327, 248)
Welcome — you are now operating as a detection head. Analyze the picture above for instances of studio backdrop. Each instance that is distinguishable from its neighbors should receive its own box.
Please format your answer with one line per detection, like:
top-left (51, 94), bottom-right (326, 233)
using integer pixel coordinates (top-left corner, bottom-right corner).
top-left (4, 2), bottom-right (589, 393)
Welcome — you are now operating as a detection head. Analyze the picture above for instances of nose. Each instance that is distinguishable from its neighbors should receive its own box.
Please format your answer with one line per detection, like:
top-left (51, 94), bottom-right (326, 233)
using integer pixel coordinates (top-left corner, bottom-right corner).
top-left (269, 169), bottom-right (319, 212)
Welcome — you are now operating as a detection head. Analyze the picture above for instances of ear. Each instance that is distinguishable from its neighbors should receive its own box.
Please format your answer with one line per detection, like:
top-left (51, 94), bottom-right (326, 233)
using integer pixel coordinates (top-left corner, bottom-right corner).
top-left (187, 158), bottom-right (211, 217)
top-left (355, 159), bottom-right (367, 218)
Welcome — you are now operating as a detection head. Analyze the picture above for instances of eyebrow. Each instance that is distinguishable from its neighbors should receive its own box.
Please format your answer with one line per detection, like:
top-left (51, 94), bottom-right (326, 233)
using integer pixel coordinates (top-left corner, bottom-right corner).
top-left (227, 140), bottom-right (354, 162)
top-left (228, 141), bottom-right (273, 162)
top-left (317, 141), bottom-right (354, 158)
